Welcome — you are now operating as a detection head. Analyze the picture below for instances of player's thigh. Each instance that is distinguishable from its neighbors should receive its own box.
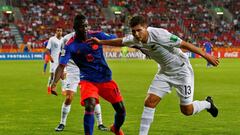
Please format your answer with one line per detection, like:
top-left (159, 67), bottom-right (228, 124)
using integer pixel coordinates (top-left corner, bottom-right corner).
top-left (49, 62), bottom-right (58, 73)
top-left (98, 80), bottom-right (123, 104)
top-left (148, 74), bottom-right (172, 99)
top-left (79, 81), bottom-right (99, 106)
top-left (174, 75), bottom-right (194, 105)
top-left (64, 75), bottom-right (79, 93)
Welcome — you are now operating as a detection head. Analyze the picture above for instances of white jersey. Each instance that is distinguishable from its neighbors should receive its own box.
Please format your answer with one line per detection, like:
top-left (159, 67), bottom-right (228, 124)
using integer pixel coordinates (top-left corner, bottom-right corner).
top-left (61, 32), bottom-right (79, 75)
top-left (123, 27), bottom-right (194, 105)
top-left (61, 32), bottom-right (80, 92)
top-left (123, 27), bottom-right (188, 75)
top-left (46, 36), bottom-right (63, 63)
top-left (66, 59), bottom-right (80, 75)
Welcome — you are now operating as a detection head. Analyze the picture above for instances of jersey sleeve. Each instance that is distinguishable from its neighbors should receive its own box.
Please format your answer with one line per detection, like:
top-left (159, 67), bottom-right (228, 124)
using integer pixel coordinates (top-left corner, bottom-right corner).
top-left (122, 35), bottom-right (136, 47)
top-left (59, 45), bottom-right (71, 65)
top-left (156, 29), bottom-right (182, 47)
top-left (99, 32), bottom-right (117, 40)
top-left (46, 38), bottom-right (52, 50)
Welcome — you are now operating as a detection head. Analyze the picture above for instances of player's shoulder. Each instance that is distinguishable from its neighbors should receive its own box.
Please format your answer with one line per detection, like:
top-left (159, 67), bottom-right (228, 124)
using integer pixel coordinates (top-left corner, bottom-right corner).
top-left (148, 27), bottom-right (171, 41)
top-left (48, 36), bottom-right (55, 41)
top-left (88, 30), bottom-right (102, 35)
top-left (87, 30), bottom-right (104, 38)
top-left (148, 27), bottom-right (169, 35)
top-left (64, 32), bottom-right (76, 46)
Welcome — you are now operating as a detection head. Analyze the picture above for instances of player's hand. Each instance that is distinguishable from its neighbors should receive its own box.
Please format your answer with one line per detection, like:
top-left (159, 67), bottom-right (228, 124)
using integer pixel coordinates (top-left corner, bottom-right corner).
top-left (86, 37), bottom-right (101, 44)
top-left (50, 57), bottom-right (54, 63)
top-left (50, 83), bottom-right (58, 96)
top-left (205, 53), bottom-right (219, 66)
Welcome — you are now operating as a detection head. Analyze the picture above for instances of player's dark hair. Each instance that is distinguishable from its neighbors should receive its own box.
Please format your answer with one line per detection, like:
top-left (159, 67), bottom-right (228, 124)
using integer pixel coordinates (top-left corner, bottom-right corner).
top-left (73, 14), bottom-right (87, 42)
top-left (129, 15), bottom-right (147, 27)
top-left (73, 14), bottom-right (86, 30)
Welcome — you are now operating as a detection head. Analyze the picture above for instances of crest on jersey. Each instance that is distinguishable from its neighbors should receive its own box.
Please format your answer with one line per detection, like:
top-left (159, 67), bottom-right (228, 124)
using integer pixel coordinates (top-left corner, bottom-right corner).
top-left (92, 44), bottom-right (99, 50)
top-left (170, 35), bottom-right (178, 42)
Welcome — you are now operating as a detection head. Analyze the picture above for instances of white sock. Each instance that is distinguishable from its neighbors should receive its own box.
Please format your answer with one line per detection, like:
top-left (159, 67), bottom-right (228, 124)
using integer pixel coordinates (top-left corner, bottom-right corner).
top-left (60, 103), bottom-right (71, 125)
top-left (192, 100), bottom-right (210, 115)
top-left (94, 104), bottom-right (103, 126)
top-left (139, 107), bottom-right (155, 135)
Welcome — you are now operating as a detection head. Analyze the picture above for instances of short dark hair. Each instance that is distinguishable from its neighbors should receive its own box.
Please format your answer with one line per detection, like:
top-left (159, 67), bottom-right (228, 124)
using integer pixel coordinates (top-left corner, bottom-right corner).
top-left (73, 14), bottom-right (86, 31)
top-left (129, 15), bottom-right (147, 27)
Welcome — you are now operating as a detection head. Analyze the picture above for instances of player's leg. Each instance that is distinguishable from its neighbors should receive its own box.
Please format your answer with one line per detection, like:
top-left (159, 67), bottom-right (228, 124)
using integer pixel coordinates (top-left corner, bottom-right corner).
top-left (47, 72), bottom-right (54, 94)
top-left (55, 74), bottom-right (78, 131)
top-left (177, 86), bottom-right (215, 116)
top-left (43, 62), bottom-right (48, 74)
top-left (139, 94), bottom-right (160, 135)
top-left (84, 98), bottom-right (96, 135)
top-left (80, 81), bottom-right (99, 135)
top-left (206, 52), bottom-right (213, 68)
top-left (43, 55), bottom-right (49, 74)
top-left (60, 72), bottom-right (66, 92)
top-left (139, 74), bottom-right (170, 135)
top-left (177, 88), bottom-right (218, 117)
top-left (94, 103), bottom-right (108, 131)
top-left (55, 90), bottom-right (75, 131)
top-left (47, 62), bottom-right (56, 94)
top-left (111, 101), bottom-right (126, 135)
top-left (98, 80), bottom-right (125, 135)
top-left (175, 67), bottom-right (218, 117)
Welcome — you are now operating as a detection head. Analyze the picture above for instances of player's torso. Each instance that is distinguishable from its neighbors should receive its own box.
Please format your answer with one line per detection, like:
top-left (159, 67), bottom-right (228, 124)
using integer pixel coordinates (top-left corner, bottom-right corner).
top-left (66, 59), bottom-right (80, 75)
top-left (69, 42), bottom-right (104, 63)
top-left (50, 37), bottom-right (62, 60)
top-left (68, 41), bottom-right (111, 82)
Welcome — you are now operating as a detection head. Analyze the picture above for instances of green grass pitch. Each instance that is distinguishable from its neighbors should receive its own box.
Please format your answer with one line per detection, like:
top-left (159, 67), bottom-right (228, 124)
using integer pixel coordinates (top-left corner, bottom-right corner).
top-left (0, 58), bottom-right (239, 135)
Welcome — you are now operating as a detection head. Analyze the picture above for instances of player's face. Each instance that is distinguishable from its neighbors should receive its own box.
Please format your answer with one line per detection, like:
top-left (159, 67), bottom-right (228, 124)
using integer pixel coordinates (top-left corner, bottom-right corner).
top-left (79, 20), bottom-right (89, 33)
top-left (56, 28), bottom-right (63, 37)
top-left (131, 24), bottom-right (148, 43)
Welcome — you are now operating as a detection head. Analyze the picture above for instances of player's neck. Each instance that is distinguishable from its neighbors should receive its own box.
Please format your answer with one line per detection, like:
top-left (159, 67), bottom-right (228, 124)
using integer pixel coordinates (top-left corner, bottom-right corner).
top-left (142, 32), bottom-right (149, 43)
top-left (56, 35), bottom-right (62, 39)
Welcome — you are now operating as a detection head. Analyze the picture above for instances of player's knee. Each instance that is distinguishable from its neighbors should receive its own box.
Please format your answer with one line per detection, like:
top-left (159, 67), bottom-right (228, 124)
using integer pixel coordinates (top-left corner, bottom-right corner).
top-left (112, 101), bottom-right (126, 115)
top-left (65, 95), bottom-right (73, 105)
top-left (144, 96), bottom-right (160, 108)
top-left (180, 106), bottom-right (193, 116)
top-left (66, 94), bottom-right (73, 100)
top-left (144, 101), bottom-right (156, 108)
top-left (84, 98), bottom-right (96, 112)
top-left (85, 103), bottom-right (95, 112)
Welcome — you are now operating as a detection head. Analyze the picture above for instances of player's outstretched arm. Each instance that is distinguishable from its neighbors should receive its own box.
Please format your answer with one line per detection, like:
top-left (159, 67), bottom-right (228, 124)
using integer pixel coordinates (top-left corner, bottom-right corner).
top-left (50, 64), bottom-right (65, 96)
top-left (180, 41), bottom-right (219, 66)
top-left (87, 37), bottom-right (124, 47)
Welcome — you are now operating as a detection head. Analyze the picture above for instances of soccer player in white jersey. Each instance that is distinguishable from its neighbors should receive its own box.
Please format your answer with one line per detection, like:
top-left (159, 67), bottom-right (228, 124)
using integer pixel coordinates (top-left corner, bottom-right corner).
top-left (45, 27), bottom-right (65, 94)
top-left (88, 15), bottom-right (219, 135)
top-left (55, 33), bottom-right (108, 132)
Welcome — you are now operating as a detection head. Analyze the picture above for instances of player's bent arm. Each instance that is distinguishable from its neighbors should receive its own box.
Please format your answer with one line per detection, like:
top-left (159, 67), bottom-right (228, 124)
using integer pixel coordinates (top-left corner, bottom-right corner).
top-left (91, 37), bottom-right (124, 47)
top-left (179, 41), bottom-right (219, 66)
top-left (45, 49), bottom-right (54, 62)
top-left (51, 64), bottom-right (65, 88)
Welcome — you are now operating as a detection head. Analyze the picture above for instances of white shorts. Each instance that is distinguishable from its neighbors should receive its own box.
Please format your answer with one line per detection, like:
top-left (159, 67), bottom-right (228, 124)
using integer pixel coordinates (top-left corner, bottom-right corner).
top-left (148, 63), bottom-right (194, 105)
top-left (63, 73), bottom-right (80, 93)
top-left (49, 62), bottom-right (58, 73)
